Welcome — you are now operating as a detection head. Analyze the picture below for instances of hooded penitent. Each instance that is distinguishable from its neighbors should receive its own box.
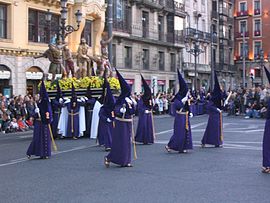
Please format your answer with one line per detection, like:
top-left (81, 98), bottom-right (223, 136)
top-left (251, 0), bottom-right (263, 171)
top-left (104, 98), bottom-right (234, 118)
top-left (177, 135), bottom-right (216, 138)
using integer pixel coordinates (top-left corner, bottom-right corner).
top-left (210, 71), bottom-right (222, 109)
top-left (56, 80), bottom-right (63, 101)
top-left (86, 84), bottom-right (93, 99)
top-left (264, 66), bottom-right (270, 119)
top-left (103, 77), bottom-right (116, 112)
top-left (141, 74), bottom-right (152, 109)
top-left (174, 69), bottom-right (188, 101)
top-left (39, 80), bottom-right (53, 124)
top-left (115, 68), bottom-right (131, 106)
top-left (71, 83), bottom-right (77, 108)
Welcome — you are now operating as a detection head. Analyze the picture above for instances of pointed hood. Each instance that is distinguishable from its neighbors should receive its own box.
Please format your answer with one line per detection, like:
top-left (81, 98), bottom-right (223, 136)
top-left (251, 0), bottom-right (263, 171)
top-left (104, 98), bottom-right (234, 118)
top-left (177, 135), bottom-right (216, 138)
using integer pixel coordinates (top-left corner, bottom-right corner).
top-left (141, 74), bottom-right (152, 108)
top-left (210, 71), bottom-right (222, 108)
top-left (39, 80), bottom-right (53, 124)
top-left (103, 77), bottom-right (115, 111)
top-left (98, 71), bottom-right (107, 104)
top-left (71, 83), bottom-right (77, 106)
top-left (56, 80), bottom-right (63, 100)
top-left (115, 68), bottom-right (131, 105)
top-left (86, 84), bottom-right (92, 99)
top-left (175, 69), bottom-right (188, 101)
top-left (264, 66), bottom-right (270, 119)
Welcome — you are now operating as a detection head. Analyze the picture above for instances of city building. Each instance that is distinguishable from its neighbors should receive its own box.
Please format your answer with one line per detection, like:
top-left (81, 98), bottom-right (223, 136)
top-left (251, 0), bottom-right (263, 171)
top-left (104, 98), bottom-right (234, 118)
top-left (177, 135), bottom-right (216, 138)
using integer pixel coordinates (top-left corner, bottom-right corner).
top-left (109, 0), bottom-right (186, 95)
top-left (0, 0), bottom-right (106, 96)
top-left (211, 0), bottom-right (235, 90)
top-left (234, 0), bottom-right (270, 88)
top-left (183, 0), bottom-right (212, 90)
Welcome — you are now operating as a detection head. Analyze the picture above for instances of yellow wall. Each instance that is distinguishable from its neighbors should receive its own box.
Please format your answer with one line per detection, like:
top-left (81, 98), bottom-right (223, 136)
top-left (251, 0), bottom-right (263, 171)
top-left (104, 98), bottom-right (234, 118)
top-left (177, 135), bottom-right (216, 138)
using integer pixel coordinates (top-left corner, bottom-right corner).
top-left (0, 0), bottom-right (106, 55)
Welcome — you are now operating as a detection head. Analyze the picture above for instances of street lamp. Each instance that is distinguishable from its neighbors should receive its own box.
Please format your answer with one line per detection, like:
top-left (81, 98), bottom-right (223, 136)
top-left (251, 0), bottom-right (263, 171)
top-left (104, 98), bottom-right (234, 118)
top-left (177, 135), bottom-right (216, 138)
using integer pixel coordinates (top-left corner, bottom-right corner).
top-left (259, 49), bottom-right (264, 86)
top-left (45, 0), bottom-right (82, 43)
top-left (185, 13), bottom-right (203, 91)
top-left (185, 33), bottom-right (204, 91)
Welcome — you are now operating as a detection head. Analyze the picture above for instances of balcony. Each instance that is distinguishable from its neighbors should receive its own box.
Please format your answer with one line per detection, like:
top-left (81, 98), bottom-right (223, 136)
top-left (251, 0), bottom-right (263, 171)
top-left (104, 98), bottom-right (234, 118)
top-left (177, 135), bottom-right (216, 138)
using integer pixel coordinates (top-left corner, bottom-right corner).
top-left (113, 21), bottom-right (131, 33)
top-left (185, 28), bottom-right (211, 42)
top-left (254, 9), bottom-right (261, 15)
top-left (132, 0), bottom-right (163, 10)
top-left (254, 30), bottom-right (261, 36)
top-left (235, 55), bottom-right (249, 61)
top-left (174, 1), bottom-right (185, 15)
top-left (183, 62), bottom-right (211, 73)
top-left (236, 32), bottom-right (249, 38)
top-left (236, 11), bottom-right (249, 17)
top-left (142, 26), bottom-right (149, 38)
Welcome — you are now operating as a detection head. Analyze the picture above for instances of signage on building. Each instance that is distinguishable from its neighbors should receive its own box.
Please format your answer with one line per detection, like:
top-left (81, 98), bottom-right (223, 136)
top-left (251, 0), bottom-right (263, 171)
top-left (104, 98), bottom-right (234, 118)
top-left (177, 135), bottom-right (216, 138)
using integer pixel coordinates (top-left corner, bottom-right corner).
top-left (0, 71), bottom-right (11, 79)
top-left (26, 72), bottom-right (43, 80)
top-left (158, 80), bottom-right (165, 85)
top-left (188, 72), bottom-right (195, 77)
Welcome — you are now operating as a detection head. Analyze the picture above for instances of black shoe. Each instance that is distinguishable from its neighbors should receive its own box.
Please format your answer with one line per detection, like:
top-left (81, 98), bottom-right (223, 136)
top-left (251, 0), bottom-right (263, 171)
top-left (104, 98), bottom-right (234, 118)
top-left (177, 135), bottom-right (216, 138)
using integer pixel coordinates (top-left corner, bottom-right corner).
top-left (104, 157), bottom-right (110, 168)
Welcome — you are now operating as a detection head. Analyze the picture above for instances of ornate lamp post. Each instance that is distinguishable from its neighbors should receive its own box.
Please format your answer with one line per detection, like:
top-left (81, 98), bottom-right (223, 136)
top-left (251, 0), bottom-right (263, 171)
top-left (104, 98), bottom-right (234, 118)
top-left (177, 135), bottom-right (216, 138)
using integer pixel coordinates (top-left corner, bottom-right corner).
top-left (45, 0), bottom-right (82, 43)
top-left (185, 33), bottom-right (204, 91)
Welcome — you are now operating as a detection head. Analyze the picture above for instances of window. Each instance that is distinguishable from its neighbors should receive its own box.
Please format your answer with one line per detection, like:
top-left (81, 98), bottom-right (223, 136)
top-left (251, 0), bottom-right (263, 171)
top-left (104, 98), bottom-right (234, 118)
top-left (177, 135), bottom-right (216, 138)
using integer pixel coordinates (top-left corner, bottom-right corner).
top-left (113, 0), bottom-right (131, 33)
top-left (254, 19), bottom-right (261, 31)
top-left (254, 0), bottom-right (260, 10)
top-left (142, 11), bottom-right (149, 38)
top-left (240, 2), bottom-right (247, 11)
top-left (240, 42), bottom-right (248, 57)
top-left (0, 3), bottom-right (7, 39)
top-left (170, 53), bottom-right (176, 72)
top-left (158, 51), bottom-right (164, 71)
top-left (158, 16), bottom-right (164, 41)
top-left (124, 46), bottom-right (132, 69)
top-left (143, 49), bottom-right (149, 70)
top-left (81, 20), bottom-right (92, 46)
top-left (167, 14), bottom-right (174, 43)
top-left (254, 41), bottom-right (262, 58)
top-left (255, 69), bottom-right (261, 77)
top-left (240, 21), bottom-right (247, 33)
top-left (28, 9), bottom-right (60, 43)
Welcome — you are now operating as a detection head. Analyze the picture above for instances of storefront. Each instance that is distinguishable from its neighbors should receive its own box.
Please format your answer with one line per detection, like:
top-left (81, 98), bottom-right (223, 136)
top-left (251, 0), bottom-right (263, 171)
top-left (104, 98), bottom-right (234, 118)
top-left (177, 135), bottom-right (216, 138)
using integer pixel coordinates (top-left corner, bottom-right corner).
top-left (0, 65), bottom-right (12, 97)
top-left (157, 80), bottom-right (166, 92)
top-left (26, 66), bottom-right (44, 96)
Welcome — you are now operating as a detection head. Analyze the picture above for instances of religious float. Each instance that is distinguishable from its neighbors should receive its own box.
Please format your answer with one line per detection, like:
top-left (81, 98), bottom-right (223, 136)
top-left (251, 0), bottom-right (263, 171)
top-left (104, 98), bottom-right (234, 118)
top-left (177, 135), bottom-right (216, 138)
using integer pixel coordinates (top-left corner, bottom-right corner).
top-left (45, 76), bottom-right (120, 99)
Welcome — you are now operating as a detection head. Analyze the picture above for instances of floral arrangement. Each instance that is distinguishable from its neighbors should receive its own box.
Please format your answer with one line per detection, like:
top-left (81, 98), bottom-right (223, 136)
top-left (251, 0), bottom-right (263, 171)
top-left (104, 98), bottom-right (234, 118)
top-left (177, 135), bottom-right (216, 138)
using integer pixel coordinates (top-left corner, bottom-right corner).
top-left (43, 76), bottom-right (120, 91)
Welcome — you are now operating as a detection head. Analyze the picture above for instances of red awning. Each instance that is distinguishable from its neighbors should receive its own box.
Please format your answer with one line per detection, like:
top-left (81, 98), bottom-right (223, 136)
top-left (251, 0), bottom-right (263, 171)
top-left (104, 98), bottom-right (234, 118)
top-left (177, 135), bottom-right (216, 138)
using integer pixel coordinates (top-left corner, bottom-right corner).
top-left (125, 79), bottom-right (134, 85)
top-left (158, 80), bottom-right (165, 85)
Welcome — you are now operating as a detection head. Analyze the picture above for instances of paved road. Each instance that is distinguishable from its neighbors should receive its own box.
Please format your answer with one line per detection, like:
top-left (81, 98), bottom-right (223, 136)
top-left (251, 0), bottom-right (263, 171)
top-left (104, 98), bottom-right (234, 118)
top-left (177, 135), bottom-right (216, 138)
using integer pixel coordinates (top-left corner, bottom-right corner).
top-left (0, 115), bottom-right (269, 203)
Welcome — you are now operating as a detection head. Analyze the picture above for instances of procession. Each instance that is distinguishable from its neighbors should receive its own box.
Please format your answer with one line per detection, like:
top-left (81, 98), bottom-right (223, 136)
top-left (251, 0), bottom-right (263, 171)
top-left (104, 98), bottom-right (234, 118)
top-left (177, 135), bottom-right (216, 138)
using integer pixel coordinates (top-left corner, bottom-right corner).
top-left (1, 0), bottom-right (270, 202)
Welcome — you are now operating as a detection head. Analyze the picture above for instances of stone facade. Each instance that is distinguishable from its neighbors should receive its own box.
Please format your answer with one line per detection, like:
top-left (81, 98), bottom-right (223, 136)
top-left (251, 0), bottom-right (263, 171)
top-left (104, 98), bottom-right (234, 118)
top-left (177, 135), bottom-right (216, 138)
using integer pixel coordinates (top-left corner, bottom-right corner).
top-left (0, 0), bottom-right (106, 96)
top-left (111, 0), bottom-right (186, 94)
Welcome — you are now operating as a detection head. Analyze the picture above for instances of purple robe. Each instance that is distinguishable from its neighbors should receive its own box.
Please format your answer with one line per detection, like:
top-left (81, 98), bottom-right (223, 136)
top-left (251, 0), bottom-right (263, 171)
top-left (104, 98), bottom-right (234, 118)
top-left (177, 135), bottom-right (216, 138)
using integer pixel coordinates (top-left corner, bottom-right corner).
top-left (263, 119), bottom-right (270, 168)
top-left (51, 99), bottom-right (62, 138)
top-left (97, 107), bottom-right (113, 148)
top-left (106, 101), bottom-right (135, 166)
top-left (66, 102), bottom-right (80, 138)
top-left (27, 119), bottom-right (51, 157)
top-left (201, 101), bottom-right (223, 146)
top-left (167, 100), bottom-right (193, 152)
top-left (135, 99), bottom-right (154, 144)
top-left (85, 98), bottom-right (96, 137)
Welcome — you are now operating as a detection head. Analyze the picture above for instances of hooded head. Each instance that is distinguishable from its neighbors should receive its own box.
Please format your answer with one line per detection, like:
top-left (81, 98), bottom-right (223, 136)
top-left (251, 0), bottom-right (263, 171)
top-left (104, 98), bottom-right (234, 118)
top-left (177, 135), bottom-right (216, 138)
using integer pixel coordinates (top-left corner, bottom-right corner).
top-left (39, 80), bottom-right (53, 124)
top-left (71, 83), bottom-right (77, 108)
top-left (56, 80), bottom-right (63, 100)
top-left (210, 71), bottom-right (222, 108)
top-left (141, 74), bottom-right (152, 108)
top-left (115, 68), bottom-right (131, 105)
top-left (174, 69), bottom-right (188, 101)
top-left (86, 84), bottom-right (92, 99)
top-left (103, 77), bottom-right (115, 111)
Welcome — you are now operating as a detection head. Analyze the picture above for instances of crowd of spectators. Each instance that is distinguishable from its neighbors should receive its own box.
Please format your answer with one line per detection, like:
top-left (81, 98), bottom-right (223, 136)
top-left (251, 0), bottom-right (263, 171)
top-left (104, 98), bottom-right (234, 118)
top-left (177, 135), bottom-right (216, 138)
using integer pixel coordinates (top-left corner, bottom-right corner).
top-left (0, 85), bottom-right (269, 134)
top-left (0, 94), bottom-right (35, 133)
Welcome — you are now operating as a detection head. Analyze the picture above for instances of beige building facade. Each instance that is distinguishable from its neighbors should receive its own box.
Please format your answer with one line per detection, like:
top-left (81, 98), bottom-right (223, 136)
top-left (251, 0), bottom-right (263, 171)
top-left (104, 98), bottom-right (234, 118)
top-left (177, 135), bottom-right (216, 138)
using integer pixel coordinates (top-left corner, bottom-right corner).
top-left (0, 0), bottom-right (106, 96)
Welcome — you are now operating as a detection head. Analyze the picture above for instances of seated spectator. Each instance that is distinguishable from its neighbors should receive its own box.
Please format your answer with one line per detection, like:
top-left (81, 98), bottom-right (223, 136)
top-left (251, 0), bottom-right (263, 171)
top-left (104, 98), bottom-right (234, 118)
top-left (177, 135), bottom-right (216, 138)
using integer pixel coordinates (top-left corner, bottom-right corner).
top-left (245, 101), bottom-right (261, 119)
top-left (10, 118), bottom-right (19, 132)
top-left (26, 117), bottom-right (34, 130)
top-left (17, 116), bottom-right (28, 131)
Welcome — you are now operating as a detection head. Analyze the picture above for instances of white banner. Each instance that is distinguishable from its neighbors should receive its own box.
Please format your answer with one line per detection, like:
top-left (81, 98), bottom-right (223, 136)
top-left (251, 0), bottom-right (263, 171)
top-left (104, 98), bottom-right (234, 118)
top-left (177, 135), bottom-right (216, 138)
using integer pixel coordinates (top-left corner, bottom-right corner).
top-left (0, 71), bottom-right (11, 79)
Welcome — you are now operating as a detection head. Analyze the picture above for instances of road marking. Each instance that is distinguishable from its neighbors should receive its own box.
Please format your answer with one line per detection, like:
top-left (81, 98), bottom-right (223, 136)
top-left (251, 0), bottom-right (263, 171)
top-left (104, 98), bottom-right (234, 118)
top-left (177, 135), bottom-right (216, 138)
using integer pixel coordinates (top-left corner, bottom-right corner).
top-left (0, 145), bottom-right (97, 168)
top-left (19, 135), bottom-right (33, 139)
top-left (156, 122), bottom-right (207, 135)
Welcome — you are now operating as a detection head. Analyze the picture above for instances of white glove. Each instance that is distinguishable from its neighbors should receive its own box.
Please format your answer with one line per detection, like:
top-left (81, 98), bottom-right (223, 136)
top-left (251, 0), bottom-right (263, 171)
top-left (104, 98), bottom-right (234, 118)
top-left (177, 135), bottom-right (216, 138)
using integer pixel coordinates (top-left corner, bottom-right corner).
top-left (224, 100), bottom-right (228, 106)
top-left (35, 108), bottom-right (40, 113)
top-left (125, 97), bottom-right (132, 104)
top-left (189, 113), bottom-right (193, 118)
top-left (59, 98), bottom-right (63, 103)
top-left (145, 110), bottom-right (149, 114)
top-left (217, 108), bottom-right (222, 113)
top-left (181, 96), bottom-right (188, 104)
top-left (84, 96), bottom-right (88, 101)
top-left (120, 107), bottom-right (126, 113)
top-left (107, 118), bottom-right (112, 123)
top-left (80, 97), bottom-right (85, 102)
